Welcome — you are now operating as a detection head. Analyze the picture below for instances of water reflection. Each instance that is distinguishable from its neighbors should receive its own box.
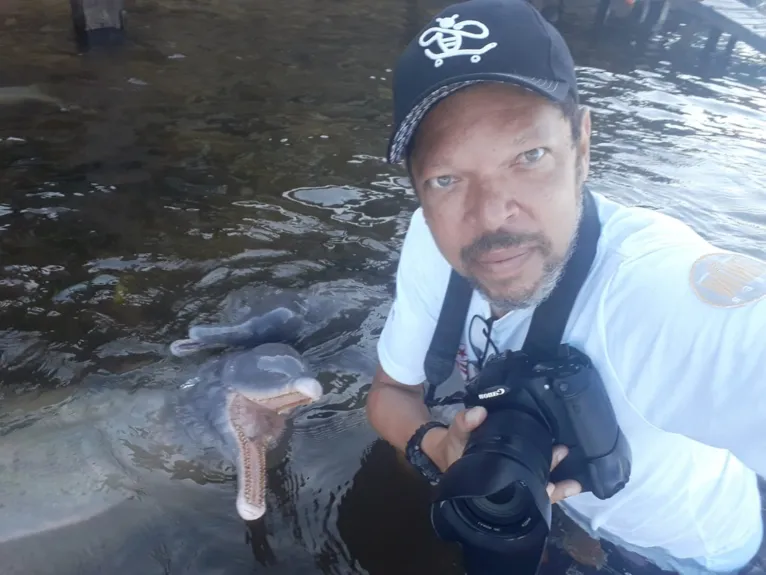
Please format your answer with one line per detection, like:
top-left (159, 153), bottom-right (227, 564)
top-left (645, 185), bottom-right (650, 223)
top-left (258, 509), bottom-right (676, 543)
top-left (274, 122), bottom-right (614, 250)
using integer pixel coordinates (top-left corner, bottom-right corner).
top-left (1, 0), bottom-right (765, 573)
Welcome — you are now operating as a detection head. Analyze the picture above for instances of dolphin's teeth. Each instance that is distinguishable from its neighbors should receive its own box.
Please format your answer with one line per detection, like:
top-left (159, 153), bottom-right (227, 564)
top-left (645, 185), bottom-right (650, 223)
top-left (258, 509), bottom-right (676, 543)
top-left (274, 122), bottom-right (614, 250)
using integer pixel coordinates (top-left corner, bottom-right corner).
top-left (228, 398), bottom-right (267, 521)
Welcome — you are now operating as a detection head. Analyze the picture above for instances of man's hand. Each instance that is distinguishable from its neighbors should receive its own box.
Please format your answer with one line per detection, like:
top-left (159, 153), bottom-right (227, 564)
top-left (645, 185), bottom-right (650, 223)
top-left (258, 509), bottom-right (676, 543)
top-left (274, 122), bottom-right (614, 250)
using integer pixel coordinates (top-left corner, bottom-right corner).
top-left (421, 406), bottom-right (488, 472)
top-left (547, 445), bottom-right (582, 503)
top-left (422, 406), bottom-right (582, 504)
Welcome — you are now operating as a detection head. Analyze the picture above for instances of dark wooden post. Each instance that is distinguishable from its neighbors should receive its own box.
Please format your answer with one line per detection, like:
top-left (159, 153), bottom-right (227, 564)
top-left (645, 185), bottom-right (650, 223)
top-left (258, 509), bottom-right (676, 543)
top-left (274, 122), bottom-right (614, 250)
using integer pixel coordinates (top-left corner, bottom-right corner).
top-left (653, 0), bottom-right (671, 31)
top-left (703, 26), bottom-right (723, 54)
top-left (69, 0), bottom-right (125, 50)
top-left (677, 17), bottom-right (698, 48)
top-left (594, 0), bottom-right (612, 29)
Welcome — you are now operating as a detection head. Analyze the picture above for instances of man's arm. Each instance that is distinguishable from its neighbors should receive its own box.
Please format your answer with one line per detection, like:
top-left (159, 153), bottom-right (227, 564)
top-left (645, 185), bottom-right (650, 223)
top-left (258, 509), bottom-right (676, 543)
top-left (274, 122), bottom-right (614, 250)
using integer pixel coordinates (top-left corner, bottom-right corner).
top-left (365, 207), bottom-right (484, 472)
top-left (366, 364), bottom-right (451, 469)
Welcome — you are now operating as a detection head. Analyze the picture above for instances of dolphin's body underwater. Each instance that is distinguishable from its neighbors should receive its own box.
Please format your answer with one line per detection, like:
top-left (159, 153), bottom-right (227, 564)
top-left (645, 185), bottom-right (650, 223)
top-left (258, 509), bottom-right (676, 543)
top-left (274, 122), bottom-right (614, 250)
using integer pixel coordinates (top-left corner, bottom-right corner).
top-left (0, 280), bottom-right (388, 575)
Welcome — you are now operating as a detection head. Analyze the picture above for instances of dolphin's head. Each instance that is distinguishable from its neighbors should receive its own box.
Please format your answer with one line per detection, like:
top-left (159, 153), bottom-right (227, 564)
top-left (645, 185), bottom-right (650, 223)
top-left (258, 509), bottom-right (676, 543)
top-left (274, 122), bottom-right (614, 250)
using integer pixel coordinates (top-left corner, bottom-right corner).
top-left (177, 342), bottom-right (323, 521)
top-left (167, 281), bottom-right (383, 521)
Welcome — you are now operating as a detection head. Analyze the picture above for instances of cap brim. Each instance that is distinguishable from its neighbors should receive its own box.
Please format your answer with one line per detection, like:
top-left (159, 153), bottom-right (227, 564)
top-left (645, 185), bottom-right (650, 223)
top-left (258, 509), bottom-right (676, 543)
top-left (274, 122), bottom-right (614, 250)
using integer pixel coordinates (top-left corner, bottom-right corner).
top-left (386, 73), bottom-right (568, 165)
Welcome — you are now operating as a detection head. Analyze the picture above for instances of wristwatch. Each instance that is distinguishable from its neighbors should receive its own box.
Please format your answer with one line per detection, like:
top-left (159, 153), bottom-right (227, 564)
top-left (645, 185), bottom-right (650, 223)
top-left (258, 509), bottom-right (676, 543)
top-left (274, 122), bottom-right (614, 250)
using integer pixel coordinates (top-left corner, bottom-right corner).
top-left (405, 420), bottom-right (448, 485)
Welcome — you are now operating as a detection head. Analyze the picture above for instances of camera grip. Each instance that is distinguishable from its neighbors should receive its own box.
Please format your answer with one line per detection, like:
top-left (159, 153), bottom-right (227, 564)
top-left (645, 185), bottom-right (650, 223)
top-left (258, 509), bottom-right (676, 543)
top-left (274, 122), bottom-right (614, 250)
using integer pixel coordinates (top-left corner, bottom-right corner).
top-left (548, 450), bottom-right (588, 489)
top-left (548, 433), bottom-right (630, 499)
top-left (586, 431), bottom-right (631, 499)
top-left (549, 360), bottom-right (631, 499)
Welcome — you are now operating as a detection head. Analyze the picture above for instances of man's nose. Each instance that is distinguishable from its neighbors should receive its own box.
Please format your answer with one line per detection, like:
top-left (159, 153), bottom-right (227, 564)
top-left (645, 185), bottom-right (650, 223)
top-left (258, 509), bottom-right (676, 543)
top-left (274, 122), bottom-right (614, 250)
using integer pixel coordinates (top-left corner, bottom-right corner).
top-left (467, 177), bottom-right (520, 230)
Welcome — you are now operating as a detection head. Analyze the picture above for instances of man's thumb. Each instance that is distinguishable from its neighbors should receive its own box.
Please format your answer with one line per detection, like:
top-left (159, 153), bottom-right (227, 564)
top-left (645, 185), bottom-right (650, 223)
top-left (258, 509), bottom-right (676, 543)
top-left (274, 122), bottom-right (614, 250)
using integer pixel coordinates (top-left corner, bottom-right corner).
top-left (457, 406), bottom-right (487, 433)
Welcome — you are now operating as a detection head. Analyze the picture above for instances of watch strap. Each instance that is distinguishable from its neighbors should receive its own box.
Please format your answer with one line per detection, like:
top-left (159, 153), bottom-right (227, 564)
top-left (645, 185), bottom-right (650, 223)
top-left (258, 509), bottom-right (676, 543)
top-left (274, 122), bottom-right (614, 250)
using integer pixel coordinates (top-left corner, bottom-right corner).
top-left (405, 420), bottom-right (448, 485)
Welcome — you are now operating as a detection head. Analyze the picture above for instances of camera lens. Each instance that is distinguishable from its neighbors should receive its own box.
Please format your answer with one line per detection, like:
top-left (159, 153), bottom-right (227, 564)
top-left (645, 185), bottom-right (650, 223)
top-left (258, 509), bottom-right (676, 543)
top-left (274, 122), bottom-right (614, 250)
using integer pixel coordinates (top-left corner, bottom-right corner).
top-left (429, 405), bottom-right (555, 567)
top-left (462, 481), bottom-right (533, 528)
top-left (486, 484), bottom-right (517, 505)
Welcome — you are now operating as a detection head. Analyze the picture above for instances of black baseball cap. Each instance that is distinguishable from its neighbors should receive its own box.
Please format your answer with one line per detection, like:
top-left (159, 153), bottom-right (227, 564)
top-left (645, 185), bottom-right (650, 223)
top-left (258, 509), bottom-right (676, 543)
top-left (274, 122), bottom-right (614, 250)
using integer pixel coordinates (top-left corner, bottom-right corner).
top-left (387, 0), bottom-right (579, 165)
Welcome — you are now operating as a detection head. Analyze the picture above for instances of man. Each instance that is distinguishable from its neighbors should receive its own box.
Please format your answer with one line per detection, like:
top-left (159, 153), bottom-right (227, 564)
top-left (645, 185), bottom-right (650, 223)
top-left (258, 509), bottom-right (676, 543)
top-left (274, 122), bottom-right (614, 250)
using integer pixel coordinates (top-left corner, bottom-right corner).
top-left (365, 0), bottom-right (765, 573)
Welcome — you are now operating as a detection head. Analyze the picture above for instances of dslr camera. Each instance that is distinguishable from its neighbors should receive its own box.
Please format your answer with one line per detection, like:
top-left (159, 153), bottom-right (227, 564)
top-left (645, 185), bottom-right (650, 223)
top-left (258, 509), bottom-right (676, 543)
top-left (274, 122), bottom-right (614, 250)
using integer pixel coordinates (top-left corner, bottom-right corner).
top-left (430, 344), bottom-right (632, 575)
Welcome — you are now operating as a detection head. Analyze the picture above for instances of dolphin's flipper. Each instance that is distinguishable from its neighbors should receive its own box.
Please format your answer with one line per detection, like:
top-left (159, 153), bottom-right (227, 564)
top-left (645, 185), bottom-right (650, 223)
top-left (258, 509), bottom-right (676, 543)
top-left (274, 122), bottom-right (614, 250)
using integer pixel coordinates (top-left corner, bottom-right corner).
top-left (168, 279), bottom-right (388, 360)
top-left (168, 338), bottom-right (225, 357)
top-left (170, 306), bottom-right (304, 358)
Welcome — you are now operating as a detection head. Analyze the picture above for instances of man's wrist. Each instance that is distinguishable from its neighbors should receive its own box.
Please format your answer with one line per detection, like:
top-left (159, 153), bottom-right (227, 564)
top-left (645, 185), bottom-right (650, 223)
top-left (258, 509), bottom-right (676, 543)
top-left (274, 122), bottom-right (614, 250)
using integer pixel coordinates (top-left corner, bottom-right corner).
top-left (421, 425), bottom-right (449, 472)
top-left (404, 421), bottom-right (448, 484)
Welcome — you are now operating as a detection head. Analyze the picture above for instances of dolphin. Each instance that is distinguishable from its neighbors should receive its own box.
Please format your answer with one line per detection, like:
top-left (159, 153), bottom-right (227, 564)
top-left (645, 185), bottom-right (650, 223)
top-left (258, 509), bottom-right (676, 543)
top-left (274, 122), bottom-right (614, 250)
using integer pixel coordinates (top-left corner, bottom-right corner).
top-left (0, 280), bottom-right (390, 575)
top-left (0, 341), bottom-right (322, 541)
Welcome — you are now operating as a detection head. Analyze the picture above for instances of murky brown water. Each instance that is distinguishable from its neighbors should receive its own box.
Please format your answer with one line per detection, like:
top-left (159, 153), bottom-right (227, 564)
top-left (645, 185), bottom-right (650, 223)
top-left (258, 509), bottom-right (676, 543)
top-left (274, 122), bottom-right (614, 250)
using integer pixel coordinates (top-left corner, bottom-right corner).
top-left (1, 0), bottom-right (765, 573)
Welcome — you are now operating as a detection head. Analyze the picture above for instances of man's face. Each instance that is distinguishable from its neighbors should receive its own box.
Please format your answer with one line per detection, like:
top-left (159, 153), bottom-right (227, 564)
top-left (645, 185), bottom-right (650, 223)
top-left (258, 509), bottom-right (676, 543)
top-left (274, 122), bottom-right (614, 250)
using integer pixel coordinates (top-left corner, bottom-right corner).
top-left (408, 83), bottom-right (591, 315)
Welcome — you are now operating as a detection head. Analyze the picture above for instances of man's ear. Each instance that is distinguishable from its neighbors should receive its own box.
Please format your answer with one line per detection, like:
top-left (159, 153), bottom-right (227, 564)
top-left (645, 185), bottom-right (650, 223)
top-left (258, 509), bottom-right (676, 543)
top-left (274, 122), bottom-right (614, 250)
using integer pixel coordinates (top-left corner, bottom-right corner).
top-left (404, 160), bottom-right (422, 205)
top-left (577, 106), bottom-right (592, 185)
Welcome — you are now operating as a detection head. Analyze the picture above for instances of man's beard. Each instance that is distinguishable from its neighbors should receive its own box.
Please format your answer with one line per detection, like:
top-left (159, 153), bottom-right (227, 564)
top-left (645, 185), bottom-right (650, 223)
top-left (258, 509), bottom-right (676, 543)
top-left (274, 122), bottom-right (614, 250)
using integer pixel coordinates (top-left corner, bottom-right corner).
top-left (460, 191), bottom-right (584, 317)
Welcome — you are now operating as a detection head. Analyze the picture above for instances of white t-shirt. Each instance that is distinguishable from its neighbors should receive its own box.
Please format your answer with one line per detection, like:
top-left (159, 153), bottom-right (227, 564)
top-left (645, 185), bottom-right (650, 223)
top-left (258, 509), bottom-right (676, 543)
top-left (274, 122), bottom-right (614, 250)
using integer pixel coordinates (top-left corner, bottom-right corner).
top-left (377, 190), bottom-right (765, 561)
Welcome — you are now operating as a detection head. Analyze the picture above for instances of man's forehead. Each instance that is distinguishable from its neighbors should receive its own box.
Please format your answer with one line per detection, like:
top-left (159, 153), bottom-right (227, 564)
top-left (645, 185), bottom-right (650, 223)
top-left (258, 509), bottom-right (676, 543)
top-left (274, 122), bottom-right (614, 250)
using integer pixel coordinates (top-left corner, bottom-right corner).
top-left (427, 83), bottom-right (554, 118)
top-left (410, 93), bottom-right (566, 164)
top-left (425, 84), bottom-right (560, 127)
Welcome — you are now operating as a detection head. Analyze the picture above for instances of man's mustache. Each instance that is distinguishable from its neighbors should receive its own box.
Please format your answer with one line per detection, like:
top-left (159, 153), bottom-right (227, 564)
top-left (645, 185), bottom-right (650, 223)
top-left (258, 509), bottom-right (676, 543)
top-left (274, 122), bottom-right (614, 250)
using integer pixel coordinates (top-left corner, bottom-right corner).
top-left (461, 230), bottom-right (550, 263)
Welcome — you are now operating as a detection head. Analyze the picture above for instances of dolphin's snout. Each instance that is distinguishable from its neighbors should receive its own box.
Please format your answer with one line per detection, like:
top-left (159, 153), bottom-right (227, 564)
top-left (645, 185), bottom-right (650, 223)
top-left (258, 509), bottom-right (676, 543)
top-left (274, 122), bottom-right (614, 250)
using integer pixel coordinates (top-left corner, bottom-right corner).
top-left (237, 492), bottom-right (267, 521)
top-left (292, 376), bottom-right (323, 403)
top-left (224, 376), bottom-right (324, 523)
top-left (213, 346), bottom-right (325, 523)
top-left (170, 338), bottom-right (221, 357)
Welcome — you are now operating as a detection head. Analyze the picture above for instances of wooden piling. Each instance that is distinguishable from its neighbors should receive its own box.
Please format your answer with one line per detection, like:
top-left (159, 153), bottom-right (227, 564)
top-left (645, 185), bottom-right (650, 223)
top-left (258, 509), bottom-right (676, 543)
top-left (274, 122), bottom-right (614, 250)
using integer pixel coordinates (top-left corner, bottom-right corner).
top-left (69, 0), bottom-right (125, 50)
top-left (671, 0), bottom-right (766, 55)
top-left (703, 26), bottom-right (723, 53)
top-left (593, 0), bottom-right (766, 58)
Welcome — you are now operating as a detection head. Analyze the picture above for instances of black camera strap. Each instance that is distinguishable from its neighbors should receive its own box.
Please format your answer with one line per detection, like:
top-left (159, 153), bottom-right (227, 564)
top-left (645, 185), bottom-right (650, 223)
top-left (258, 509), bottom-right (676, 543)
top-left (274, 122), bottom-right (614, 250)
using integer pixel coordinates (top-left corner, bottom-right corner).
top-left (521, 187), bottom-right (602, 360)
top-left (423, 187), bottom-right (602, 406)
top-left (423, 268), bottom-right (475, 405)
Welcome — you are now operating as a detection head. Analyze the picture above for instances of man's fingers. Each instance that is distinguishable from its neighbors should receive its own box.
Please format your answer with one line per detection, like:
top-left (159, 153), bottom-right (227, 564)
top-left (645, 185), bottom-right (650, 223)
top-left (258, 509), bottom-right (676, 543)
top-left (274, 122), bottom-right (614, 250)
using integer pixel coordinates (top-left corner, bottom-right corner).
top-left (548, 445), bottom-right (579, 503)
top-left (551, 444), bottom-right (568, 471)
top-left (547, 479), bottom-right (582, 503)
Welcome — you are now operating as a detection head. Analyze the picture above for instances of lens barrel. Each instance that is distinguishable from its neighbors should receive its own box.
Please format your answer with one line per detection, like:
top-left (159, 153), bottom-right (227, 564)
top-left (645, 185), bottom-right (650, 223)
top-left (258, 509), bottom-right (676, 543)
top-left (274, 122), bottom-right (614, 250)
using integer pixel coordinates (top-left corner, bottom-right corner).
top-left (430, 409), bottom-right (554, 574)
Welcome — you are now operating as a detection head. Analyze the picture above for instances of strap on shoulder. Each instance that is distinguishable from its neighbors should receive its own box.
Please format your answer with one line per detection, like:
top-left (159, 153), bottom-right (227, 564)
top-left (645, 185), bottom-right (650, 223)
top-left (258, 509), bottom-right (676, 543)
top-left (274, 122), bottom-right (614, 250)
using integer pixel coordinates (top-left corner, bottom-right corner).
top-left (522, 188), bottom-right (602, 360)
top-left (423, 269), bottom-right (474, 406)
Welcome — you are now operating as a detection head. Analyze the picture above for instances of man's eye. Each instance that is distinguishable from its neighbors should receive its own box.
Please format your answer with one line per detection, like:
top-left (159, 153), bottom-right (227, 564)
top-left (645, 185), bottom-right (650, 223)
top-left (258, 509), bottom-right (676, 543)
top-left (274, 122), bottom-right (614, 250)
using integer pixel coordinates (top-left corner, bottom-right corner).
top-left (428, 175), bottom-right (456, 188)
top-left (521, 148), bottom-right (547, 164)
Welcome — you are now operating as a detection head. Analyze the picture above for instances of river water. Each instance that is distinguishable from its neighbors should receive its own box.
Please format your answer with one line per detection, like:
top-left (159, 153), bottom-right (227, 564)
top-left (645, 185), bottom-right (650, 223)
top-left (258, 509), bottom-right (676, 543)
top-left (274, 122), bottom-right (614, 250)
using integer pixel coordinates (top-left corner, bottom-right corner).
top-left (1, 0), bottom-right (765, 573)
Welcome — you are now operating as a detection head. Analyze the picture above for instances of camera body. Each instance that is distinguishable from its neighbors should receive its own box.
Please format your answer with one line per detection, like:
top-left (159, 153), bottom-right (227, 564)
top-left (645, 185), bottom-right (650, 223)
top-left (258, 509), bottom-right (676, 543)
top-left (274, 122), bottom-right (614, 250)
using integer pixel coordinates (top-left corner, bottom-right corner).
top-left (465, 344), bottom-right (631, 498)
top-left (429, 344), bottom-right (631, 575)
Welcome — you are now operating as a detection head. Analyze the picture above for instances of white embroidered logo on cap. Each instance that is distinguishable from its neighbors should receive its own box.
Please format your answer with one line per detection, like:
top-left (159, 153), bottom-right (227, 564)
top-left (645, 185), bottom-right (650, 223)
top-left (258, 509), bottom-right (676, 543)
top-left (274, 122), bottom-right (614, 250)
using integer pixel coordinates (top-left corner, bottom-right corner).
top-left (418, 14), bottom-right (498, 68)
